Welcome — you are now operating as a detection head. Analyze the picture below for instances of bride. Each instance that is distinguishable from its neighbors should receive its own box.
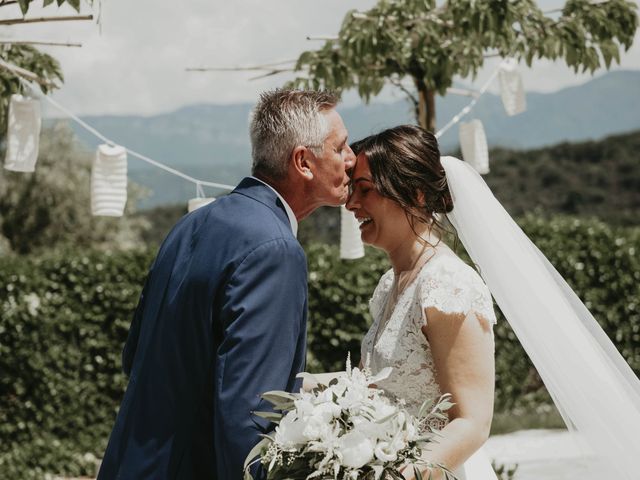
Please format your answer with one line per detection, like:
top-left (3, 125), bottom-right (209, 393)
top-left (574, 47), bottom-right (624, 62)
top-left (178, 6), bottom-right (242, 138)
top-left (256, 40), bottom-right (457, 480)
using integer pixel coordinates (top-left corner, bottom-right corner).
top-left (341, 124), bottom-right (640, 479)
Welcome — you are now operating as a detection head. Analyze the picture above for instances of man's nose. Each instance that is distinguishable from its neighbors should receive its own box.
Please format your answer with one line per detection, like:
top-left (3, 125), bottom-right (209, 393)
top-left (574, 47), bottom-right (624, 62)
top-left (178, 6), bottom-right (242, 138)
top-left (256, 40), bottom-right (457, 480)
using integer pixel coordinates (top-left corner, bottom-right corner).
top-left (344, 145), bottom-right (356, 171)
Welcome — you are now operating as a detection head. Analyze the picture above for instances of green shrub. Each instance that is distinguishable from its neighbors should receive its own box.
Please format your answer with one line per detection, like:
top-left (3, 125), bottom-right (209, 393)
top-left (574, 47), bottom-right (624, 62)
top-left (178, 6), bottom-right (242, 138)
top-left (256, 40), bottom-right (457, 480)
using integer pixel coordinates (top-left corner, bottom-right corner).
top-left (0, 215), bottom-right (638, 477)
top-left (0, 248), bottom-right (154, 477)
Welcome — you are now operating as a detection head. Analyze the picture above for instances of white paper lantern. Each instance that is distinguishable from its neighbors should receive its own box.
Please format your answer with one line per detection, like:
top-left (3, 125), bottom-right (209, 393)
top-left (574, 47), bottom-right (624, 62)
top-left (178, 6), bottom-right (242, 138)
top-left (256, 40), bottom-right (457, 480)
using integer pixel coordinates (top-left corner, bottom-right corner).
top-left (498, 58), bottom-right (526, 116)
top-left (459, 120), bottom-right (490, 175)
top-left (187, 197), bottom-right (215, 212)
top-left (4, 94), bottom-right (42, 172)
top-left (91, 144), bottom-right (128, 217)
top-left (340, 205), bottom-right (364, 260)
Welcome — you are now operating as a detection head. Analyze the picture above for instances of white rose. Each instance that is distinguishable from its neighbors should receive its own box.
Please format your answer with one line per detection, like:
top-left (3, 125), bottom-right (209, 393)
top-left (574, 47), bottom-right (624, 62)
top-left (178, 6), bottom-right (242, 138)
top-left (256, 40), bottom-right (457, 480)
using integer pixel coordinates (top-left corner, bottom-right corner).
top-left (354, 418), bottom-right (389, 441)
top-left (315, 402), bottom-right (341, 422)
top-left (338, 384), bottom-right (369, 412)
top-left (374, 441), bottom-right (398, 462)
top-left (294, 397), bottom-right (315, 417)
top-left (337, 430), bottom-right (375, 469)
top-left (274, 411), bottom-right (306, 447)
top-left (303, 414), bottom-right (332, 441)
top-left (370, 397), bottom-right (396, 421)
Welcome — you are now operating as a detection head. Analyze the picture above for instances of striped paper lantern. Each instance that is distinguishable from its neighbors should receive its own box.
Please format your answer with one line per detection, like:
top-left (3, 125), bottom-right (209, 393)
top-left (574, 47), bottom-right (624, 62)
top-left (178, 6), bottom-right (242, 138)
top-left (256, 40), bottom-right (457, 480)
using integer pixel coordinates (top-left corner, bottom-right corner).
top-left (91, 144), bottom-right (128, 217)
top-left (459, 120), bottom-right (489, 175)
top-left (340, 205), bottom-right (364, 259)
top-left (188, 197), bottom-right (215, 212)
top-left (498, 59), bottom-right (526, 116)
top-left (4, 94), bottom-right (42, 172)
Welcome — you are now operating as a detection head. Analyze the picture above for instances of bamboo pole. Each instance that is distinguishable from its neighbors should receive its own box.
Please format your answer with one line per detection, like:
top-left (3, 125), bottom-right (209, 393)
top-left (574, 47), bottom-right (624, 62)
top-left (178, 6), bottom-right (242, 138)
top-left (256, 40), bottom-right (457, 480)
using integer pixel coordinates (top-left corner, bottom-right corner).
top-left (0, 40), bottom-right (82, 47)
top-left (0, 14), bottom-right (93, 26)
top-left (0, 57), bottom-right (57, 87)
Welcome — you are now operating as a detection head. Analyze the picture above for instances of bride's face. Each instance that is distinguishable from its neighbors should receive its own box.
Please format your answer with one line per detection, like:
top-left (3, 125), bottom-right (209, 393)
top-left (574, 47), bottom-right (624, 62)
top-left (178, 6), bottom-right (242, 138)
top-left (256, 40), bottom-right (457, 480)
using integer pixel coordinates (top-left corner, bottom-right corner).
top-left (346, 153), bottom-right (412, 251)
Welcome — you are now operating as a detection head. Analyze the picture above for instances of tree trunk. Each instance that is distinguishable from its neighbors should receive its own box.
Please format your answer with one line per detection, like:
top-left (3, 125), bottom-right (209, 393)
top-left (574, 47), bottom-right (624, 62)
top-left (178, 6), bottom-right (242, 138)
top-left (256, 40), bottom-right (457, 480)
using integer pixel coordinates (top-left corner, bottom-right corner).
top-left (414, 76), bottom-right (436, 133)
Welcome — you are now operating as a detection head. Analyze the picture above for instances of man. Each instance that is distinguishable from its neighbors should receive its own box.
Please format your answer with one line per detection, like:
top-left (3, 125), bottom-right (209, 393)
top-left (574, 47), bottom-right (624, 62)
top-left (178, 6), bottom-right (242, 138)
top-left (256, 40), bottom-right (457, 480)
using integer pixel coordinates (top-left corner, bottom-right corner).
top-left (97, 89), bottom-right (356, 479)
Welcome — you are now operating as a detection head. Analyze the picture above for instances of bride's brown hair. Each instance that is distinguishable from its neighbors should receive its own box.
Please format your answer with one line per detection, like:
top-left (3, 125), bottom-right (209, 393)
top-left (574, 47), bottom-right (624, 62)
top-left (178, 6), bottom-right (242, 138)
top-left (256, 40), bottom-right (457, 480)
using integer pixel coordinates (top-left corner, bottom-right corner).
top-left (350, 124), bottom-right (454, 239)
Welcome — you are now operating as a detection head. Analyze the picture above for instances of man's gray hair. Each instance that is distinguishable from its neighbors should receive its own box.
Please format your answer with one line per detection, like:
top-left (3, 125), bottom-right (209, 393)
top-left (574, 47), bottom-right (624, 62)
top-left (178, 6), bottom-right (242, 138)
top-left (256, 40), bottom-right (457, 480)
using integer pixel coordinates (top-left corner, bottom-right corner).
top-left (250, 89), bottom-right (339, 180)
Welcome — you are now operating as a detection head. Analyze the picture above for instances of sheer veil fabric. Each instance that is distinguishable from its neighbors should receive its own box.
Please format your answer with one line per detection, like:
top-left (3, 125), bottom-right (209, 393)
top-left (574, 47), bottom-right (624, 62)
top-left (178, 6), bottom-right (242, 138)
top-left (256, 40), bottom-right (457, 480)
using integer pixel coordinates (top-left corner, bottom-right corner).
top-left (441, 156), bottom-right (640, 478)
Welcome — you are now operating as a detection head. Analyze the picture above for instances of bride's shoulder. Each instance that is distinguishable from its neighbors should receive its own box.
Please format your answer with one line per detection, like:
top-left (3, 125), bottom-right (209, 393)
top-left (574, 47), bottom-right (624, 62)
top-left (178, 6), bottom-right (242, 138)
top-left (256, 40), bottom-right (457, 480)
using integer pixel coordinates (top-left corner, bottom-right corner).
top-left (418, 248), bottom-right (478, 282)
top-left (417, 249), bottom-right (496, 323)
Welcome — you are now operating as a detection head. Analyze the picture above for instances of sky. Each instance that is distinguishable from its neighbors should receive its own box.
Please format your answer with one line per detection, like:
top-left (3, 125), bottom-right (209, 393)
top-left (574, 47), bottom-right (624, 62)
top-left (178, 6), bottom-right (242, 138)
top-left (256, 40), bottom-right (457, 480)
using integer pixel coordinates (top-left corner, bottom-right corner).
top-left (0, 0), bottom-right (638, 117)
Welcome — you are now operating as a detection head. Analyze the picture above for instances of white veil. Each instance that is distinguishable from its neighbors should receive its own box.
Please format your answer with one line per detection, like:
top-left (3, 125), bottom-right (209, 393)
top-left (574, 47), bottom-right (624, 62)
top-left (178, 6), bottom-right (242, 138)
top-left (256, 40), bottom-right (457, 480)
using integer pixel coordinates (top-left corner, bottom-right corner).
top-left (440, 156), bottom-right (640, 479)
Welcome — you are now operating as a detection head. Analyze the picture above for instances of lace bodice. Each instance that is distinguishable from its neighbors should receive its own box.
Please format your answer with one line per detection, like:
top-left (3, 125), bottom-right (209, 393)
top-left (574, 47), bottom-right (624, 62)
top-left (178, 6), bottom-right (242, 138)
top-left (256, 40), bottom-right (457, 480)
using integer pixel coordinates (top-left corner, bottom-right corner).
top-left (361, 249), bottom-right (496, 418)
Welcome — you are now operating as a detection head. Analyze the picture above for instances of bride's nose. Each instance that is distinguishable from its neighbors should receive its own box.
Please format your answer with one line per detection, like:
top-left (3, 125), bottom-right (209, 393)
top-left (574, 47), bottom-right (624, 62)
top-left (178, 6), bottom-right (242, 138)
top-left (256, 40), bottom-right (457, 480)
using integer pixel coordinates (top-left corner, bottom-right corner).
top-left (346, 191), bottom-right (359, 211)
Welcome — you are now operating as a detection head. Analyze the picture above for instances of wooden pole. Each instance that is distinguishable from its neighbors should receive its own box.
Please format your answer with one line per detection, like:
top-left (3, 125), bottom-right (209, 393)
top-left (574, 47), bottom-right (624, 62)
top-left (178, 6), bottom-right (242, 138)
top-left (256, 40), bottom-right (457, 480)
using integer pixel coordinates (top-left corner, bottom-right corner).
top-left (0, 57), bottom-right (57, 87)
top-left (0, 14), bottom-right (93, 26)
top-left (0, 40), bottom-right (82, 47)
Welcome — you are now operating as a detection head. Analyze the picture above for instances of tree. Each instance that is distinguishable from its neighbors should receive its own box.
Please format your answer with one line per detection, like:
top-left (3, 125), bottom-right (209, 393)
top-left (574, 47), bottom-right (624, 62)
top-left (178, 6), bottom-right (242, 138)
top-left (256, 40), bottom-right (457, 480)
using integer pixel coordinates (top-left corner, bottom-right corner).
top-left (0, 0), bottom-right (92, 135)
top-left (0, 44), bottom-right (62, 135)
top-left (12, 0), bottom-right (83, 15)
top-left (288, 0), bottom-right (638, 132)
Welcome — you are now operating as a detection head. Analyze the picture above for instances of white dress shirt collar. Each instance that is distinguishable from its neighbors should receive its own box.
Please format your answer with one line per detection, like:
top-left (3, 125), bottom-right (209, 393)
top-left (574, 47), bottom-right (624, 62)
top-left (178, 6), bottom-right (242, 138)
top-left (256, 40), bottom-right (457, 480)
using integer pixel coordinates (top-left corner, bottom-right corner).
top-left (249, 176), bottom-right (298, 238)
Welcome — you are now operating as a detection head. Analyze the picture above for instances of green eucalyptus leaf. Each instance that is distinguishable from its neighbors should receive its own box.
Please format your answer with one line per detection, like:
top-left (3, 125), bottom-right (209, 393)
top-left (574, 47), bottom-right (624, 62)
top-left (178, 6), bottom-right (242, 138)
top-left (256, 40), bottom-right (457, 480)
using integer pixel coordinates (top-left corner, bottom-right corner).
top-left (252, 411), bottom-right (283, 423)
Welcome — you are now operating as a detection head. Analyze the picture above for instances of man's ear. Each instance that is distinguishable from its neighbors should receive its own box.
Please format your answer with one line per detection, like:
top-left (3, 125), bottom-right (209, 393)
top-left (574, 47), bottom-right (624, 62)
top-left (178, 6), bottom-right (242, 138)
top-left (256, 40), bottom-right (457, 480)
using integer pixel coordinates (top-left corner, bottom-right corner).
top-left (291, 145), bottom-right (314, 180)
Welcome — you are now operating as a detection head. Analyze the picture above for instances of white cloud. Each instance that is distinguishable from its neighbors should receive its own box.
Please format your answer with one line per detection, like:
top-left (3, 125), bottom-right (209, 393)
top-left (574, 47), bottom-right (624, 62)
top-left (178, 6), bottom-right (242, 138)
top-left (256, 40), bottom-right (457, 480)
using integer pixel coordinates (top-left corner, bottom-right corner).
top-left (1, 0), bottom-right (638, 116)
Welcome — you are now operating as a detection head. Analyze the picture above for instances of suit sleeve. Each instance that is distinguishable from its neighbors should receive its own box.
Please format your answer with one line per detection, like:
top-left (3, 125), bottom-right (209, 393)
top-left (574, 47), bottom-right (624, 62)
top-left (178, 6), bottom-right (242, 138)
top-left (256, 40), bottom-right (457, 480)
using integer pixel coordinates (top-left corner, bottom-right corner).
top-left (122, 262), bottom-right (155, 376)
top-left (214, 238), bottom-right (308, 479)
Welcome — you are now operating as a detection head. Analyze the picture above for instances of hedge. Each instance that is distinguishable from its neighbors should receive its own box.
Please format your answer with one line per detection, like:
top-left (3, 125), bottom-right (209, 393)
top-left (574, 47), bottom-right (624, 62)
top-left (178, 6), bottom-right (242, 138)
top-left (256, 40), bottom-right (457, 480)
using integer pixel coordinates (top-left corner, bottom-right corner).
top-left (1, 215), bottom-right (638, 477)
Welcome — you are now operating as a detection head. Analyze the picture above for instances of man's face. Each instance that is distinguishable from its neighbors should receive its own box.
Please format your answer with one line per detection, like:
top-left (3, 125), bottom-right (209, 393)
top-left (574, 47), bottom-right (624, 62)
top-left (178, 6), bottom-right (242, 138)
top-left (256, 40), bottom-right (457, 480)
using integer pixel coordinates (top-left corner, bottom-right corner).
top-left (307, 108), bottom-right (356, 206)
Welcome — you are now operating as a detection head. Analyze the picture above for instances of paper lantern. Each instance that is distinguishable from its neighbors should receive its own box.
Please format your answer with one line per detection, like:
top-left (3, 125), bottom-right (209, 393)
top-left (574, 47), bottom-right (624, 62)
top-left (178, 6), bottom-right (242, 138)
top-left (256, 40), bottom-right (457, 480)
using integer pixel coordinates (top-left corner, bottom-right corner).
top-left (188, 197), bottom-right (215, 212)
top-left (459, 120), bottom-right (489, 175)
top-left (498, 59), bottom-right (526, 116)
top-left (340, 205), bottom-right (364, 260)
top-left (91, 144), bottom-right (128, 217)
top-left (4, 94), bottom-right (42, 172)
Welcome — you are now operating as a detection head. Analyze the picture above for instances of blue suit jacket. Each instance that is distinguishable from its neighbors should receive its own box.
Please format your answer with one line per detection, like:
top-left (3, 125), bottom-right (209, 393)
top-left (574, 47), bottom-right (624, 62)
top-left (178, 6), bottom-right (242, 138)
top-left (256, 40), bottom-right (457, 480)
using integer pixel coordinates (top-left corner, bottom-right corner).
top-left (97, 178), bottom-right (308, 479)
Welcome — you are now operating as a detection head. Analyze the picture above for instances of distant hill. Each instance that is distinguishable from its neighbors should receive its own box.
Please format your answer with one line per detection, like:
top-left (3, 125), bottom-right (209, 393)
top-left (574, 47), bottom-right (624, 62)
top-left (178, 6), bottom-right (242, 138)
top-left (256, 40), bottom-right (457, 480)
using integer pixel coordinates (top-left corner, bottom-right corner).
top-left (139, 129), bottom-right (640, 247)
top-left (58, 70), bottom-right (640, 208)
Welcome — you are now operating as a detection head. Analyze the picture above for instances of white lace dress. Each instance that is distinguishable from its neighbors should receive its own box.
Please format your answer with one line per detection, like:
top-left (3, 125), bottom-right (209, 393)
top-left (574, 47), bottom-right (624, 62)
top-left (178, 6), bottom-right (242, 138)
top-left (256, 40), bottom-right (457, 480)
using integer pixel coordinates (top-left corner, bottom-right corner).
top-left (361, 249), bottom-right (499, 480)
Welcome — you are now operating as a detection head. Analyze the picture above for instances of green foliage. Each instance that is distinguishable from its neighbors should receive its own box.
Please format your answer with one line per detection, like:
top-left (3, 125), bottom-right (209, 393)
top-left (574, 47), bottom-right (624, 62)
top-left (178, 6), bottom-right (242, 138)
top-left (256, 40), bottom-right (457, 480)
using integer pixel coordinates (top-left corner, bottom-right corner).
top-left (0, 247), bottom-right (155, 477)
top-left (483, 130), bottom-right (640, 226)
top-left (492, 461), bottom-right (518, 480)
top-left (287, 0), bottom-right (638, 128)
top-left (0, 122), bottom-right (149, 255)
top-left (1, 1), bottom-right (94, 138)
top-left (305, 244), bottom-right (390, 372)
top-left (0, 215), bottom-right (638, 476)
top-left (0, 45), bottom-right (62, 136)
top-left (18, 0), bottom-right (84, 15)
top-left (133, 203), bottom-right (185, 247)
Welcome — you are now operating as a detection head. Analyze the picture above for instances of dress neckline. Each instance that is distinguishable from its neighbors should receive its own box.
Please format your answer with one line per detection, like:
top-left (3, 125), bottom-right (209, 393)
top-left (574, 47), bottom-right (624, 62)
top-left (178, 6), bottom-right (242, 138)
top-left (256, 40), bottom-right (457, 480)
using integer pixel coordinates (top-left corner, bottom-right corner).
top-left (370, 245), bottom-right (450, 354)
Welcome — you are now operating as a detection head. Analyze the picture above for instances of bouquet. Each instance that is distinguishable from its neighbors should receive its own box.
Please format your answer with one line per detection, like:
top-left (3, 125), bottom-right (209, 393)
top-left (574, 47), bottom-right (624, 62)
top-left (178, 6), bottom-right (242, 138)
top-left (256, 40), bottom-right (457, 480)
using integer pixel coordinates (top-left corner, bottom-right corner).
top-left (244, 356), bottom-right (456, 480)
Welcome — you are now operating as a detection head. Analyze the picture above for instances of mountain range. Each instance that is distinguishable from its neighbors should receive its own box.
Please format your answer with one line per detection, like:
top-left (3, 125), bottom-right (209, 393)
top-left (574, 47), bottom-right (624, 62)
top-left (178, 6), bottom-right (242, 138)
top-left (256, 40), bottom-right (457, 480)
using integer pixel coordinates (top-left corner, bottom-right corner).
top-left (59, 70), bottom-right (640, 208)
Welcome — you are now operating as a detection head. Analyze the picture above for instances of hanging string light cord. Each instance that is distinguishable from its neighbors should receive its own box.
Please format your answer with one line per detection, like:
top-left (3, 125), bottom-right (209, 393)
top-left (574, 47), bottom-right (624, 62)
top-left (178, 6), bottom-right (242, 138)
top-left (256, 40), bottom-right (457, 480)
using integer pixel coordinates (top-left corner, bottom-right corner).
top-left (15, 61), bottom-right (501, 184)
top-left (17, 76), bottom-right (235, 192)
top-left (435, 66), bottom-right (501, 139)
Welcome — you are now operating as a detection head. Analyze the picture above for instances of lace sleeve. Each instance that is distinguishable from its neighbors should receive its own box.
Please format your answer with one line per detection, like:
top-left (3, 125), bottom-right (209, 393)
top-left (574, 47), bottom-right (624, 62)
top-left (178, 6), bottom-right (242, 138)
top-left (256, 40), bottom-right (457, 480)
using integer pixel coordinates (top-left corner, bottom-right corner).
top-left (418, 256), bottom-right (496, 326)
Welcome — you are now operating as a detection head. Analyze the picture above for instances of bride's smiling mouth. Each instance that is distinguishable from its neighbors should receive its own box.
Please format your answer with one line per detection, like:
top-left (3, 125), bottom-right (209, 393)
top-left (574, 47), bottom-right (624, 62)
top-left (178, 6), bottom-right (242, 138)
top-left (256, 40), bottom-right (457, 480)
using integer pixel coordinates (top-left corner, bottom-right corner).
top-left (357, 217), bottom-right (373, 229)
